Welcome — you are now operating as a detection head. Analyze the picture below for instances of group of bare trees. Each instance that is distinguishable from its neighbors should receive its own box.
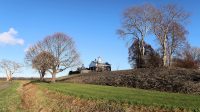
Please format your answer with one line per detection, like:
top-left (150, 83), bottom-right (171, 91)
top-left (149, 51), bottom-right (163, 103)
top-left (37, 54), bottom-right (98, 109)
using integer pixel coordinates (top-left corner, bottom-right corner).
top-left (118, 3), bottom-right (198, 69)
top-left (0, 60), bottom-right (22, 81)
top-left (173, 46), bottom-right (200, 69)
top-left (25, 32), bottom-right (80, 82)
top-left (1, 3), bottom-right (199, 81)
top-left (0, 33), bottom-right (80, 82)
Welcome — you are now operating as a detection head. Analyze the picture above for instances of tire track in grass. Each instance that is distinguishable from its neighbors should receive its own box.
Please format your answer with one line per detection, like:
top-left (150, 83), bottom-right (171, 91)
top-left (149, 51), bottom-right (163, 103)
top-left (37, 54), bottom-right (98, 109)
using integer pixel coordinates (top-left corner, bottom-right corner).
top-left (20, 82), bottom-right (50, 112)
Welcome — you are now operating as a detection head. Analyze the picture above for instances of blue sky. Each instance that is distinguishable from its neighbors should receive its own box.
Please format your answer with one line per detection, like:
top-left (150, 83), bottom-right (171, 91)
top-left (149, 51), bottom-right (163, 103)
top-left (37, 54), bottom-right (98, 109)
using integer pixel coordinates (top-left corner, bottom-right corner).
top-left (0, 0), bottom-right (200, 77)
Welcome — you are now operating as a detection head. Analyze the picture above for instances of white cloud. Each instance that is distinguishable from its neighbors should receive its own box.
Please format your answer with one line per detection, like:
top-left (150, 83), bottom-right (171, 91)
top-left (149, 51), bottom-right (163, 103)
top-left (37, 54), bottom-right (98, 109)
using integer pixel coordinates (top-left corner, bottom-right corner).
top-left (0, 28), bottom-right (24, 45)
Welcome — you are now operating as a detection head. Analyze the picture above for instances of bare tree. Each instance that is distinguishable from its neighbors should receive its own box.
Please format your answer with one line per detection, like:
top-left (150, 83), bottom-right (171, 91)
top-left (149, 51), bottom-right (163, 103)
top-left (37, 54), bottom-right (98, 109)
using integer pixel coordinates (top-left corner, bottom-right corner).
top-left (118, 4), bottom-right (156, 57)
top-left (190, 47), bottom-right (200, 62)
top-left (0, 60), bottom-right (22, 81)
top-left (32, 51), bottom-right (56, 81)
top-left (151, 4), bottom-right (189, 66)
top-left (173, 46), bottom-right (200, 69)
top-left (167, 22), bottom-right (188, 66)
top-left (25, 32), bottom-right (81, 82)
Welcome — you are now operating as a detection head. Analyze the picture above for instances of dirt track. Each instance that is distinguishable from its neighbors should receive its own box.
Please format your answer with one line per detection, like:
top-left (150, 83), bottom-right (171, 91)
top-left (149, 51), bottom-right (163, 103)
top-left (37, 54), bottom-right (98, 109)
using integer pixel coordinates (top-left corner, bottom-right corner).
top-left (20, 82), bottom-right (50, 112)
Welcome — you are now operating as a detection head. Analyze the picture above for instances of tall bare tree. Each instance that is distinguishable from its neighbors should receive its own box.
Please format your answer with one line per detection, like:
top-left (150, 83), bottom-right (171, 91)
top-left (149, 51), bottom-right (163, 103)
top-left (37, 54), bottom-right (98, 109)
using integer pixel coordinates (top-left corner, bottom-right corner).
top-left (167, 22), bottom-right (188, 66)
top-left (0, 60), bottom-right (22, 81)
top-left (32, 51), bottom-right (56, 81)
top-left (25, 32), bottom-right (81, 82)
top-left (151, 4), bottom-right (189, 66)
top-left (118, 4), bottom-right (156, 57)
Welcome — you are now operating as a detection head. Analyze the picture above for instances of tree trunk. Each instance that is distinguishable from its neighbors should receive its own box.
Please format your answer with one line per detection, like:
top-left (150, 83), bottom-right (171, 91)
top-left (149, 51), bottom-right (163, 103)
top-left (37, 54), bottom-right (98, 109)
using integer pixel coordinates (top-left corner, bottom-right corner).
top-left (51, 72), bottom-right (56, 83)
top-left (141, 36), bottom-right (145, 56)
top-left (163, 35), bottom-right (167, 67)
top-left (169, 54), bottom-right (172, 67)
top-left (141, 37), bottom-right (145, 68)
top-left (6, 75), bottom-right (9, 81)
top-left (6, 74), bottom-right (11, 81)
top-left (40, 75), bottom-right (44, 81)
top-left (9, 76), bottom-right (12, 81)
top-left (39, 73), bottom-right (42, 81)
top-left (40, 71), bottom-right (45, 81)
top-left (168, 50), bottom-right (172, 67)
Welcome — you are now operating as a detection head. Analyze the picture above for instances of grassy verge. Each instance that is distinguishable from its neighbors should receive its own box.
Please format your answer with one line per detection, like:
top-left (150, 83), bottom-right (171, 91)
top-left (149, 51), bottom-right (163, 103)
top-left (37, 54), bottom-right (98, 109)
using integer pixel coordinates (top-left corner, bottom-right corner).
top-left (39, 82), bottom-right (200, 111)
top-left (0, 81), bottom-right (21, 112)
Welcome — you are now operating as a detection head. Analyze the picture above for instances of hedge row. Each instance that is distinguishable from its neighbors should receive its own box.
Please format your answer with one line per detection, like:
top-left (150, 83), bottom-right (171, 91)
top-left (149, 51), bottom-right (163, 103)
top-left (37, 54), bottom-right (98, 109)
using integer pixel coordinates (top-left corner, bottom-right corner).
top-left (62, 68), bottom-right (200, 94)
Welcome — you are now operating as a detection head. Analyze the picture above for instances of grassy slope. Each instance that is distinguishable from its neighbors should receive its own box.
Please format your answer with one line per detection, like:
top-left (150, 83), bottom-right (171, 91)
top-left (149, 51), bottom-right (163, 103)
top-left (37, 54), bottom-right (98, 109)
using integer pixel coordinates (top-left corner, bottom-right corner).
top-left (0, 81), bottom-right (21, 112)
top-left (39, 82), bottom-right (200, 111)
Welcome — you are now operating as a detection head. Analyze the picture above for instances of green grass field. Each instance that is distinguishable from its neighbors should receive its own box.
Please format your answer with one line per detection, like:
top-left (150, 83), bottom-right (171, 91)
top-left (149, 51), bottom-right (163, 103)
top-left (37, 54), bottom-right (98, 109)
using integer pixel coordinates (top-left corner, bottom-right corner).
top-left (0, 81), bottom-right (200, 111)
top-left (39, 82), bottom-right (200, 111)
top-left (0, 81), bottom-right (21, 112)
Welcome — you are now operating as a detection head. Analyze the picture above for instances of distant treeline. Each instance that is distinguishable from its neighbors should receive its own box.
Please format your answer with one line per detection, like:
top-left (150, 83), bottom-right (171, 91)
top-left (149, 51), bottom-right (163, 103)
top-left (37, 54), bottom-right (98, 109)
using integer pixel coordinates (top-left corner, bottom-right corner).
top-left (0, 77), bottom-right (51, 80)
